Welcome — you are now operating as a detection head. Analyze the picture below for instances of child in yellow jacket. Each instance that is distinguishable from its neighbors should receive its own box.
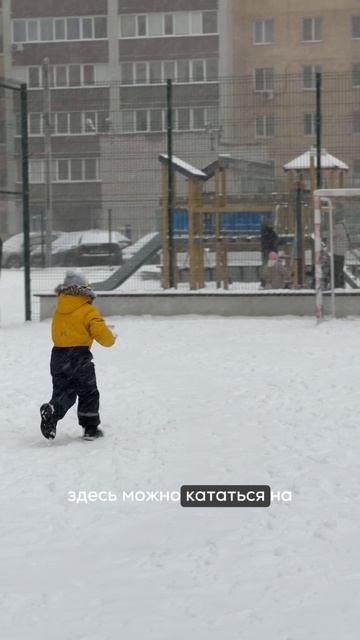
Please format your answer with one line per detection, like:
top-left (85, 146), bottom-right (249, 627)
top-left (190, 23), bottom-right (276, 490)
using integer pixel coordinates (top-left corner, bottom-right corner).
top-left (40, 270), bottom-right (116, 441)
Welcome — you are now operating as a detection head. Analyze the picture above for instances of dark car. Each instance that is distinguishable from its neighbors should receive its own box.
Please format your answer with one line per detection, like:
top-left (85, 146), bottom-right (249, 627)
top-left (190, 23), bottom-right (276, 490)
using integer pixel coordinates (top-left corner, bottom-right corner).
top-left (3, 231), bottom-right (65, 268)
top-left (31, 229), bottom-right (130, 267)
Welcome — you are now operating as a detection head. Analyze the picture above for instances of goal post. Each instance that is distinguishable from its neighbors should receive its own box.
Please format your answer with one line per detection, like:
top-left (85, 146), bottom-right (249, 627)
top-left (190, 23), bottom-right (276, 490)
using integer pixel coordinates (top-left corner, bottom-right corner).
top-left (314, 188), bottom-right (360, 321)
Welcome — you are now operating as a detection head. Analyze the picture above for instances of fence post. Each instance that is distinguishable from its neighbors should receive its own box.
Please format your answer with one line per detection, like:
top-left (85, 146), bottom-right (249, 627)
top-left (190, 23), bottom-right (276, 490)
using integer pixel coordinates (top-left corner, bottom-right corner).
top-left (20, 83), bottom-right (31, 321)
top-left (166, 79), bottom-right (174, 289)
top-left (316, 72), bottom-right (322, 188)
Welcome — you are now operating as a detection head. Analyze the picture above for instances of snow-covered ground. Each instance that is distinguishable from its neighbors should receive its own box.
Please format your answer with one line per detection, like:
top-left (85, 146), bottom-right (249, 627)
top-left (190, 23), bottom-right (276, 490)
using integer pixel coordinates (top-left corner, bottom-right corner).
top-left (1, 270), bottom-right (360, 639)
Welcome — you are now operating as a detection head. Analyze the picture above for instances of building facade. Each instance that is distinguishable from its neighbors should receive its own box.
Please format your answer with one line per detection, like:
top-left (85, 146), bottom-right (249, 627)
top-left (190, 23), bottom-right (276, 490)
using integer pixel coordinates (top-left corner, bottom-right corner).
top-left (227, 0), bottom-right (360, 190)
top-left (2, 0), bottom-right (221, 237)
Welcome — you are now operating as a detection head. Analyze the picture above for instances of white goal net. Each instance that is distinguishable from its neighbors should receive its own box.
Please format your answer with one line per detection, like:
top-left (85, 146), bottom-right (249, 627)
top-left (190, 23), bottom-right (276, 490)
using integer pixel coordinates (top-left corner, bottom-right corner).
top-left (314, 188), bottom-right (360, 320)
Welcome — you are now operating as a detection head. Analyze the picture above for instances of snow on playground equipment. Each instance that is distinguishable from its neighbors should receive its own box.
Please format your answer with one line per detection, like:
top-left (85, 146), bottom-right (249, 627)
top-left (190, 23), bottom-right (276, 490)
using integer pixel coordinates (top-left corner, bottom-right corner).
top-left (159, 154), bottom-right (273, 290)
top-left (283, 148), bottom-right (349, 288)
top-left (314, 188), bottom-right (360, 321)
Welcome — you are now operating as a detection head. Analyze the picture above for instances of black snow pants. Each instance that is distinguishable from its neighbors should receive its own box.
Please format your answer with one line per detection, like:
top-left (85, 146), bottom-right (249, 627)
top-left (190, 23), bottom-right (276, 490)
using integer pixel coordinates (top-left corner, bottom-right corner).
top-left (50, 346), bottom-right (100, 429)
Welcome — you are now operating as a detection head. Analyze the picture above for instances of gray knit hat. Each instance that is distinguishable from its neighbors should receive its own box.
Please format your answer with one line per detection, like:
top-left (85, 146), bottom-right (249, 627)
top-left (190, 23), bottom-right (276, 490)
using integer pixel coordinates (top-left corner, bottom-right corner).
top-left (55, 269), bottom-right (95, 299)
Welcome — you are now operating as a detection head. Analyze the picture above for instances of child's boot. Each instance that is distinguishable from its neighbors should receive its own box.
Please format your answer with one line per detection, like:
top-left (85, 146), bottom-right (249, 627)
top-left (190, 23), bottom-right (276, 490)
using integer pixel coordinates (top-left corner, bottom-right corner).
top-left (40, 403), bottom-right (57, 440)
top-left (83, 427), bottom-right (104, 441)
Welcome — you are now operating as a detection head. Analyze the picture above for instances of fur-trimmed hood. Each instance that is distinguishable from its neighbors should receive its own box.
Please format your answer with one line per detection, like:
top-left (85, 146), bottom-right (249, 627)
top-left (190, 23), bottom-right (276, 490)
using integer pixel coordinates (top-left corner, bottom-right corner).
top-left (55, 283), bottom-right (95, 301)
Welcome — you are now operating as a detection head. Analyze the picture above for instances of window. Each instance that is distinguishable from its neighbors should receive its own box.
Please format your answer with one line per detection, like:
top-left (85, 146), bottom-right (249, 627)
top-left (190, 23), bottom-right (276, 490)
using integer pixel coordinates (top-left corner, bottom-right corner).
top-left (12, 16), bottom-right (107, 43)
top-left (303, 64), bottom-right (321, 89)
top-left (70, 159), bottom-right (83, 181)
top-left (302, 17), bottom-right (322, 42)
top-left (178, 60), bottom-right (190, 83)
top-left (193, 60), bottom-right (205, 82)
top-left (150, 110), bottom-right (163, 131)
top-left (84, 159), bottom-right (97, 181)
top-left (136, 110), bottom-right (148, 131)
top-left (202, 11), bottom-right (217, 34)
top-left (353, 111), bottom-right (360, 133)
top-left (13, 20), bottom-right (26, 42)
top-left (94, 17), bottom-right (107, 38)
top-left (56, 113), bottom-right (68, 134)
top-left (353, 159), bottom-right (360, 183)
top-left (67, 17), bottom-right (80, 40)
top-left (29, 160), bottom-right (44, 183)
top-left (121, 111), bottom-right (135, 133)
top-left (69, 112), bottom-right (82, 134)
top-left (137, 15), bottom-right (146, 36)
top-left (82, 17), bottom-right (93, 39)
top-left (177, 108), bottom-right (190, 130)
top-left (149, 61), bottom-right (162, 83)
top-left (40, 18), bottom-right (53, 41)
top-left (55, 66), bottom-right (67, 87)
top-left (28, 67), bottom-right (41, 88)
top-left (55, 19), bottom-right (65, 40)
top-left (121, 63), bottom-right (134, 85)
top-left (193, 107), bottom-right (205, 129)
top-left (121, 15), bottom-right (136, 37)
top-left (119, 10), bottom-right (218, 37)
top-left (254, 19), bottom-right (273, 44)
top-left (174, 12), bottom-right (189, 35)
top-left (148, 14), bottom-right (163, 37)
top-left (57, 160), bottom-right (69, 181)
top-left (83, 65), bottom-right (95, 85)
top-left (29, 113), bottom-right (42, 136)
top-left (353, 63), bottom-right (360, 87)
top-left (164, 14), bottom-right (173, 35)
top-left (135, 62), bottom-right (147, 84)
top-left (255, 67), bottom-right (274, 91)
top-left (206, 58), bottom-right (218, 81)
top-left (164, 61), bottom-right (175, 81)
top-left (69, 65), bottom-right (81, 87)
top-left (304, 112), bottom-right (316, 136)
top-left (255, 114), bottom-right (274, 137)
top-left (352, 16), bottom-right (360, 39)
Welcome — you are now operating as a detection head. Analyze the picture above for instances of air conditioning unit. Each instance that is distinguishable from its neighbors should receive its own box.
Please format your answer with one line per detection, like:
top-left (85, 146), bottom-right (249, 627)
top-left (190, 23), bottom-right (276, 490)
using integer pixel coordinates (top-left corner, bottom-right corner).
top-left (11, 43), bottom-right (24, 52)
top-left (263, 90), bottom-right (274, 100)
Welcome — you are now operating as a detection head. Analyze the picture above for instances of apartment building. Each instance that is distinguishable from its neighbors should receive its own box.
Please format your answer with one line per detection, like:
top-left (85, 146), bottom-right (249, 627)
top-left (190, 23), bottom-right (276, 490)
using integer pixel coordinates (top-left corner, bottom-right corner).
top-left (1, 0), bottom-right (221, 236)
top-left (227, 0), bottom-right (360, 189)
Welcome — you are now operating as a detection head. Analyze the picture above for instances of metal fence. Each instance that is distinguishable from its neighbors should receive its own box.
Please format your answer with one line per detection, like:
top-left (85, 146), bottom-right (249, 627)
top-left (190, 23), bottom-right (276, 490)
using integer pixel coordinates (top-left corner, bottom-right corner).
top-left (4, 71), bottom-right (360, 317)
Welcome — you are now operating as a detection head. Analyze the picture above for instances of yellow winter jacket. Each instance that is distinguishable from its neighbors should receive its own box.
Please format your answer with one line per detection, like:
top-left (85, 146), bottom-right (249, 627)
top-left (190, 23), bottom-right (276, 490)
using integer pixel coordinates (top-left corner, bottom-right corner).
top-left (52, 293), bottom-right (116, 348)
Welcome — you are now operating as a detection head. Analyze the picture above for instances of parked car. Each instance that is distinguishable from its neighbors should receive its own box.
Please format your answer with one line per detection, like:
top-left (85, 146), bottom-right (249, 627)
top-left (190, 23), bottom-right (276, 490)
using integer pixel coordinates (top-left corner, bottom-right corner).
top-left (31, 229), bottom-right (131, 267)
top-left (2, 231), bottom-right (65, 268)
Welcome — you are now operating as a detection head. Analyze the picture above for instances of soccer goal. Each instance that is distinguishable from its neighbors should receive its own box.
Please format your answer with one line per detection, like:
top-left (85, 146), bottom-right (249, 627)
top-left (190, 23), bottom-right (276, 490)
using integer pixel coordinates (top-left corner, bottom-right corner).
top-left (314, 188), bottom-right (360, 320)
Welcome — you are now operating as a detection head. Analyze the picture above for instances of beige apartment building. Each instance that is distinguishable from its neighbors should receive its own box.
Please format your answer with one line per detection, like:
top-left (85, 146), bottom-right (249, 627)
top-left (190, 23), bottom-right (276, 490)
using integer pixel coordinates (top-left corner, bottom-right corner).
top-left (219, 0), bottom-right (360, 192)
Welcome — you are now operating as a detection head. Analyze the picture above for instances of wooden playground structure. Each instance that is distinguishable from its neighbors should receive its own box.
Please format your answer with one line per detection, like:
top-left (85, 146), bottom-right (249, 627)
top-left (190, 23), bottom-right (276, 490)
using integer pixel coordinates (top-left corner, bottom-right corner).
top-left (159, 148), bottom-right (349, 290)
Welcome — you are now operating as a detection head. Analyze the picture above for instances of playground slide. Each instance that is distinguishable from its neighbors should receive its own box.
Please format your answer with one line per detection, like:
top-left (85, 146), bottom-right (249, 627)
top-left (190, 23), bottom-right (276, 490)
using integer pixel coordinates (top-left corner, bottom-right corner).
top-left (92, 232), bottom-right (161, 291)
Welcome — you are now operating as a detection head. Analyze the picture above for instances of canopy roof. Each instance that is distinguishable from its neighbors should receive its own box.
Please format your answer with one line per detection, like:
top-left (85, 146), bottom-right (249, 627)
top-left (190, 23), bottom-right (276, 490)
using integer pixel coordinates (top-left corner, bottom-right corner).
top-left (283, 148), bottom-right (348, 171)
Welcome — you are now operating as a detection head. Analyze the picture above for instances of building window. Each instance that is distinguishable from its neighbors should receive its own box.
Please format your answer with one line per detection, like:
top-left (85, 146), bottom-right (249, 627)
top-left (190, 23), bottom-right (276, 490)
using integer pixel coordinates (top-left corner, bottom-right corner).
top-left (353, 63), bottom-right (360, 87)
top-left (55, 158), bottom-right (99, 182)
top-left (118, 106), bottom-right (217, 133)
top-left (119, 10), bottom-right (218, 38)
top-left (304, 112), bottom-right (316, 136)
top-left (29, 113), bottom-right (43, 136)
top-left (12, 16), bottom-right (107, 43)
top-left (255, 114), bottom-right (274, 137)
top-left (29, 159), bottom-right (44, 183)
top-left (53, 111), bottom-right (99, 135)
top-left (353, 111), bottom-right (360, 133)
top-left (352, 16), bottom-right (360, 39)
top-left (27, 64), bottom-right (96, 88)
top-left (254, 19), bottom-right (273, 44)
top-left (302, 17), bottom-right (322, 42)
top-left (120, 58), bottom-right (218, 85)
top-left (303, 64), bottom-right (321, 89)
top-left (255, 67), bottom-right (274, 91)
top-left (353, 159), bottom-right (360, 184)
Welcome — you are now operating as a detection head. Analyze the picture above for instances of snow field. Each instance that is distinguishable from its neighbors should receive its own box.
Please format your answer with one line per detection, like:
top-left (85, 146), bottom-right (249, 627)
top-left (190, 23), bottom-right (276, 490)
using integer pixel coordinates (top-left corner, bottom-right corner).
top-left (0, 271), bottom-right (360, 639)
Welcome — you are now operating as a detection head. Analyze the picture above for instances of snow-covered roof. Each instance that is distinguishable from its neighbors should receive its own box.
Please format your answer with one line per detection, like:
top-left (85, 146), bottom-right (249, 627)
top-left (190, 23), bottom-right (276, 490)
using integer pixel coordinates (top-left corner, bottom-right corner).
top-left (283, 148), bottom-right (349, 171)
top-left (159, 154), bottom-right (207, 179)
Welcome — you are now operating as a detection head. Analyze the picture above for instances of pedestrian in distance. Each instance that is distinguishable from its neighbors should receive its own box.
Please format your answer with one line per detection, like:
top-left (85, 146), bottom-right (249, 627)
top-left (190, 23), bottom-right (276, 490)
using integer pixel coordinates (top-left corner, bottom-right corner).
top-left (332, 207), bottom-right (350, 288)
top-left (261, 251), bottom-right (291, 290)
top-left (40, 270), bottom-right (116, 441)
